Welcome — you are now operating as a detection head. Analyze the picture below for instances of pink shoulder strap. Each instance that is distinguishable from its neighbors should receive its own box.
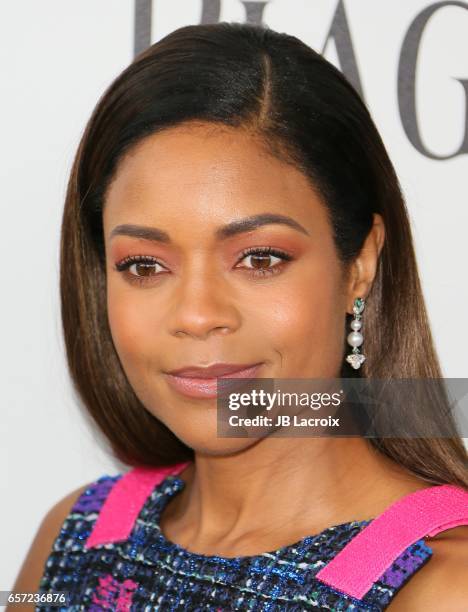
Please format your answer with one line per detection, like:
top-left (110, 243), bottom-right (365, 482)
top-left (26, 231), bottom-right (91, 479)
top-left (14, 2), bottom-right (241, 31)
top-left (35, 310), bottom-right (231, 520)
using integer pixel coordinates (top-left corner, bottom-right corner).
top-left (85, 461), bottom-right (192, 549)
top-left (315, 483), bottom-right (468, 600)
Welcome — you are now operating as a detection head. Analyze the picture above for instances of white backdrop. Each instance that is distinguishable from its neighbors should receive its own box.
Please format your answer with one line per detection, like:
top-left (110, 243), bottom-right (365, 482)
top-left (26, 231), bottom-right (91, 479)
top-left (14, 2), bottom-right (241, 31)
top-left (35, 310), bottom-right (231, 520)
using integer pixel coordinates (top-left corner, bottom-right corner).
top-left (1, 0), bottom-right (467, 588)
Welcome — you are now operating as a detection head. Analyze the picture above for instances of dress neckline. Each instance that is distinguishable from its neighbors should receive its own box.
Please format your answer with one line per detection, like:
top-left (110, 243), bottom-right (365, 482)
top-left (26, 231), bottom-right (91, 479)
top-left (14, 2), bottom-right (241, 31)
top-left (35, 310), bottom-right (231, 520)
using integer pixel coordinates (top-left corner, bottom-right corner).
top-left (152, 474), bottom-right (373, 562)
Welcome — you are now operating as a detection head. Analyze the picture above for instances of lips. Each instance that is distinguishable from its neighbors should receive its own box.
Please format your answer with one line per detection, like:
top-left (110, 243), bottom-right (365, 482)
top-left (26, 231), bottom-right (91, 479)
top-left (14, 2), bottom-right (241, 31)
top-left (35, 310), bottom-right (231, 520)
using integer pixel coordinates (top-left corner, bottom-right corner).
top-left (164, 362), bottom-right (264, 399)
top-left (167, 362), bottom-right (263, 378)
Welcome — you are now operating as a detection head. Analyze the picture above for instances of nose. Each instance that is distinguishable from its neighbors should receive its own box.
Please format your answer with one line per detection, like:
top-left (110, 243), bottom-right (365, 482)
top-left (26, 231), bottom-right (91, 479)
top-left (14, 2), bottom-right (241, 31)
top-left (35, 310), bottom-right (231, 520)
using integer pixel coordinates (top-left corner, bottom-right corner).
top-left (167, 266), bottom-right (241, 340)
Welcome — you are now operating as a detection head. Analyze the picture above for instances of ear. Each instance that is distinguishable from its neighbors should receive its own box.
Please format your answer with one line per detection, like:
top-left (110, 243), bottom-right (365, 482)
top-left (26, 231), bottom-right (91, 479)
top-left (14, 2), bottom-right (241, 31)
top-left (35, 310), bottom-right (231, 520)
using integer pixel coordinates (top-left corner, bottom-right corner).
top-left (345, 213), bottom-right (385, 314)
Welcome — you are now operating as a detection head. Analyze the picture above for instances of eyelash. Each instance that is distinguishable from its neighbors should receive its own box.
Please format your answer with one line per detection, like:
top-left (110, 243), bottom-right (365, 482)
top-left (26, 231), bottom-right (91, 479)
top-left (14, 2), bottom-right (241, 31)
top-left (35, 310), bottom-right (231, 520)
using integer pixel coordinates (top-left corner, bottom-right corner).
top-left (114, 247), bottom-right (293, 286)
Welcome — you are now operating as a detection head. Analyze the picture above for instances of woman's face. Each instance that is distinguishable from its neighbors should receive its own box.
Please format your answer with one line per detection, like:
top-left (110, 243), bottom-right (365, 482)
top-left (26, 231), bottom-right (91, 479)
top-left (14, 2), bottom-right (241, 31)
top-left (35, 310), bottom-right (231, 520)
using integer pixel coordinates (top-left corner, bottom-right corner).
top-left (103, 122), bottom-right (354, 454)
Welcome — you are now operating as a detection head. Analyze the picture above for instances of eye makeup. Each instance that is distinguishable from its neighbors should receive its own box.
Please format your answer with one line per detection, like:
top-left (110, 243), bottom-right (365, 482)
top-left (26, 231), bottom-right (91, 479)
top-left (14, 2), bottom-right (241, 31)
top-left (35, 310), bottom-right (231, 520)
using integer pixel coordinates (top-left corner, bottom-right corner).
top-left (114, 245), bottom-right (294, 286)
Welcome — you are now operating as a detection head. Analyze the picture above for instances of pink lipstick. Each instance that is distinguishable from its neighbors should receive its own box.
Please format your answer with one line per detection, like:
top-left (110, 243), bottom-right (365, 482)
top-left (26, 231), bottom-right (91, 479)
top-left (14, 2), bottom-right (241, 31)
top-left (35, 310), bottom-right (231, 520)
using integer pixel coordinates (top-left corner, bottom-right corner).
top-left (163, 362), bottom-right (264, 399)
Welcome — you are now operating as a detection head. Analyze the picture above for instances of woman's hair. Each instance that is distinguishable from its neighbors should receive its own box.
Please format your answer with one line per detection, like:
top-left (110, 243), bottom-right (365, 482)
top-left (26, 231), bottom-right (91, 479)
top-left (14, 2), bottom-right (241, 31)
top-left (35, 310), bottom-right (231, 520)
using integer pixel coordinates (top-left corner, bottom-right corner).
top-left (61, 22), bottom-right (467, 486)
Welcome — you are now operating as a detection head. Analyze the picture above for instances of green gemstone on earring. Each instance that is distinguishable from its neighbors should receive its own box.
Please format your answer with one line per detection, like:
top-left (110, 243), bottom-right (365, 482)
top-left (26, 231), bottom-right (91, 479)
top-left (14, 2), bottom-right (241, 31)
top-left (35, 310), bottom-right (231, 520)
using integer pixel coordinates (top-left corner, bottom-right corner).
top-left (353, 297), bottom-right (365, 315)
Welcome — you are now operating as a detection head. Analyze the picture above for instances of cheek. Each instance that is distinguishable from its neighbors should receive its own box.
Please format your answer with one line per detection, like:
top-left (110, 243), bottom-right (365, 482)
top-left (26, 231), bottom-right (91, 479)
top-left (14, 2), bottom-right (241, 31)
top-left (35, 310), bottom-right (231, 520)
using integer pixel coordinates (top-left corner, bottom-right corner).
top-left (256, 258), bottom-right (346, 375)
top-left (106, 284), bottom-right (159, 364)
top-left (262, 285), bottom-right (340, 342)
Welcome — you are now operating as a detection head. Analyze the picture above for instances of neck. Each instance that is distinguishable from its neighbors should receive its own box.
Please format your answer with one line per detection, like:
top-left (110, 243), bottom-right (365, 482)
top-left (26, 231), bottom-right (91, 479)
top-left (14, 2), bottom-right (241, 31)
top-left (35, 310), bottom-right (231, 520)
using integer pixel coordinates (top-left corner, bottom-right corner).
top-left (161, 437), bottom-right (429, 555)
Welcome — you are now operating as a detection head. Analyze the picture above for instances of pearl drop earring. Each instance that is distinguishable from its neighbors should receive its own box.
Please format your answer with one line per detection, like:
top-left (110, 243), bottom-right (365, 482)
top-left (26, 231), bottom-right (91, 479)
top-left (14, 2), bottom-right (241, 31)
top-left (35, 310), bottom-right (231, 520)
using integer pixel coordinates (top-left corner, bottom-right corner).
top-left (345, 297), bottom-right (366, 370)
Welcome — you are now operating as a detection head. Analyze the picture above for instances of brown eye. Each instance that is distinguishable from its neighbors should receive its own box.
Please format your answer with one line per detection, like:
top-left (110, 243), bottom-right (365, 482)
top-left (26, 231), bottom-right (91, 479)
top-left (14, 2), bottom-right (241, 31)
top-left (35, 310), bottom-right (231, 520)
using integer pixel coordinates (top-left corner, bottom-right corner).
top-left (243, 252), bottom-right (282, 270)
top-left (130, 261), bottom-right (161, 277)
top-left (115, 255), bottom-right (166, 285)
top-left (237, 247), bottom-right (293, 277)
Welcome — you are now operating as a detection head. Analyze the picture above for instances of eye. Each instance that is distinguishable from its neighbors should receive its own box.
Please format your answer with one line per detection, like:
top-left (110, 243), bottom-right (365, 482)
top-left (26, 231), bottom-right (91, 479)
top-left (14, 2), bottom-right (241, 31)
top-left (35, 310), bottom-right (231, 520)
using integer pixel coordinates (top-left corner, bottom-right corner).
top-left (114, 255), bottom-right (166, 285)
top-left (237, 247), bottom-right (293, 277)
top-left (114, 247), bottom-right (294, 286)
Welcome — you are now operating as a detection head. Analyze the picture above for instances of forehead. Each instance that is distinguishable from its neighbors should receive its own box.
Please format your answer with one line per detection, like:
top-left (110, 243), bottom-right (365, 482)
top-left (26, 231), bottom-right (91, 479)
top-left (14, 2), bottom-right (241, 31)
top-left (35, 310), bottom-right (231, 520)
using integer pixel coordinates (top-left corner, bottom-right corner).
top-left (103, 122), bottom-right (326, 231)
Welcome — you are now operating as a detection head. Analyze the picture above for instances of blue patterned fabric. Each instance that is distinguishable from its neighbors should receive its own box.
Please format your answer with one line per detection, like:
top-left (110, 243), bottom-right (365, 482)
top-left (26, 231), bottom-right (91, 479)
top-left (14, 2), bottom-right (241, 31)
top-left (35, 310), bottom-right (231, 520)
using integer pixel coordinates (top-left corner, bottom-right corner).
top-left (37, 473), bottom-right (433, 611)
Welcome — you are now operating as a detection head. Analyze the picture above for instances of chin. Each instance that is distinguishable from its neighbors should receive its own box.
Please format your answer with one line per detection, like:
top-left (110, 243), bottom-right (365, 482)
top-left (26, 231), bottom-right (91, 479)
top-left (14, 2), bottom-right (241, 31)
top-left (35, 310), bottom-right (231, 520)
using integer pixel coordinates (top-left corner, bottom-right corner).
top-left (140, 388), bottom-right (269, 456)
top-left (173, 428), bottom-right (263, 457)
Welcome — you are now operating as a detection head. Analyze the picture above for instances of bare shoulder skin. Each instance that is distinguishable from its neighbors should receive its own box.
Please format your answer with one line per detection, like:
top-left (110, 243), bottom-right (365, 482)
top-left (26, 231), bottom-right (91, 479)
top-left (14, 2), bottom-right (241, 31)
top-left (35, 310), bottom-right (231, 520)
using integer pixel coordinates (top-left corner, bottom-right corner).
top-left (7, 483), bottom-right (90, 611)
top-left (387, 525), bottom-right (468, 611)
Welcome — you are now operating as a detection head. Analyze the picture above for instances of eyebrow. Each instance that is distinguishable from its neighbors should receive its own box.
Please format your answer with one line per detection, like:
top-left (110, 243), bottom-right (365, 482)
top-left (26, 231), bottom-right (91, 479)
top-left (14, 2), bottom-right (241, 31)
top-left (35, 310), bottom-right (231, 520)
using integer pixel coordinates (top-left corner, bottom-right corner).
top-left (110, 213), bottom-right (310, 243)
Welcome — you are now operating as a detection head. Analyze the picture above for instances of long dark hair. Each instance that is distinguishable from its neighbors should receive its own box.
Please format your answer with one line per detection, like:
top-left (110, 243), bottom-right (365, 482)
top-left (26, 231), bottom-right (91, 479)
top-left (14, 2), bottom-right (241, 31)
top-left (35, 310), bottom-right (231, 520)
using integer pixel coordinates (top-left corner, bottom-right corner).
top-left (61, 22), bottom-right (467, 487)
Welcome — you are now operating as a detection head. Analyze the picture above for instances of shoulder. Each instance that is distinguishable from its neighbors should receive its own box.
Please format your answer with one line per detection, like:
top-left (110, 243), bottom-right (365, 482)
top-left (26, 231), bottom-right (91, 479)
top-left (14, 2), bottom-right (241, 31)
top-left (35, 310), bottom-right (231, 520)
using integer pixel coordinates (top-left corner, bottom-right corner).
top-left (10, 475), bottom-right (115, 595)
top-left (387, 525), bottom-right (468, 611)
